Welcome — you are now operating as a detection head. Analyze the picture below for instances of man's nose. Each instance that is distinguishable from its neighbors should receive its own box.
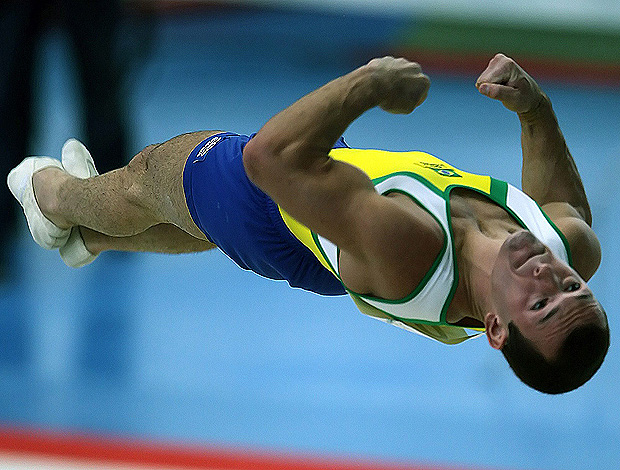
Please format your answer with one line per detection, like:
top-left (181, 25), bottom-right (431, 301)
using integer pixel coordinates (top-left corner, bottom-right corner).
top-left (533, 264), bottom-right (558, 283)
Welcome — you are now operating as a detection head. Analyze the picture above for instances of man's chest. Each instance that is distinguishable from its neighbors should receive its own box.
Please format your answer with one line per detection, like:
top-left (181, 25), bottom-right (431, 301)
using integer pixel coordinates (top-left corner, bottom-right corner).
top-left (449, 187), bottom-right (520, 237)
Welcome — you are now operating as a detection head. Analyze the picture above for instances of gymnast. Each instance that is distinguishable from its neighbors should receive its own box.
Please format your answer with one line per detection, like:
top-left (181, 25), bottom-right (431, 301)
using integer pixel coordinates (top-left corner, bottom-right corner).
top-left (8, 53), bottom-right (609, 394)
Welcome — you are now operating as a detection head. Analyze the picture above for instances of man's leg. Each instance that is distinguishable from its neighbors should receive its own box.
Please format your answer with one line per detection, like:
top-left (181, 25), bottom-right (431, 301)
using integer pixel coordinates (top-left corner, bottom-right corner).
top-left (33, 130), bottom-right (222, 241)
top-left (80, 224), bottom-right (216, 255)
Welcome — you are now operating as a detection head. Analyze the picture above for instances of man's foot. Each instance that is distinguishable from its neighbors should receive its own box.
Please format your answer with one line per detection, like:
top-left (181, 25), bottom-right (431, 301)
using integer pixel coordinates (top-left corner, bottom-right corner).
top-left (59, 139), bottom-right (100, 268)
top-left (31, 167), bottom-right (74, 229)
top-left (7, 157), bottom-right (71, 250)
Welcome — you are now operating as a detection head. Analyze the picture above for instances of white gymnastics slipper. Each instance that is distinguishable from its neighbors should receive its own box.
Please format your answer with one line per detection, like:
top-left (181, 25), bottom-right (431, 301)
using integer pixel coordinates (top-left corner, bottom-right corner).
top-left (60, 227), bottom-right (97, 268)
top-left (60, 138), bottom-right (98, 179)
top-left (59, 139), bottom-right (99, 268)
top-left (7, 157), bottom-right (70, 249)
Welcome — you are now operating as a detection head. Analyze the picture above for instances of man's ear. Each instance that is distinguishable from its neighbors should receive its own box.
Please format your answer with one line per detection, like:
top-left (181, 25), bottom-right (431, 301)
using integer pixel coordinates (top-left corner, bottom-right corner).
top-left (484, 312), bottom-right (508, 350)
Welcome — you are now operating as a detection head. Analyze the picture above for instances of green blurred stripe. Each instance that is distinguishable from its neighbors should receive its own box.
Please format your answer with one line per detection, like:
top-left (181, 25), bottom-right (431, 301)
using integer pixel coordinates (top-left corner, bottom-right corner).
top-left (397, 18), bottom-right (620, 64)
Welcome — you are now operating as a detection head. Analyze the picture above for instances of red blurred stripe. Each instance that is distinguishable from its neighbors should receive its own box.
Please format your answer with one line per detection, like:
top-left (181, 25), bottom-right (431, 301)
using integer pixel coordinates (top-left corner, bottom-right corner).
top-left (0, 425), bottom-right (477, 470)
top-left (393, 48), bottom-right (620, 86)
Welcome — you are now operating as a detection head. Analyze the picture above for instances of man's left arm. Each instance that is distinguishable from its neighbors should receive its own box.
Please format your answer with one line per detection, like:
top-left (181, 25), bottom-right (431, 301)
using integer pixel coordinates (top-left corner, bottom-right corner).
top-left (476, 54), bottom-right (600, 279)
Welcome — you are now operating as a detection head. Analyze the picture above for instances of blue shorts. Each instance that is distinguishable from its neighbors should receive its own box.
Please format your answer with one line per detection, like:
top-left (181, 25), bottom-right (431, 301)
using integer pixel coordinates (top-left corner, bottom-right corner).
top-left (182, 132), bottom-right (348, 296)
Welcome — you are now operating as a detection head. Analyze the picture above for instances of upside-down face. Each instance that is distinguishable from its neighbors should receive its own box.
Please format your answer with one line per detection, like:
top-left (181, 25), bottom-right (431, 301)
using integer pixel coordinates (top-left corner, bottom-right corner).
top-left (487, 230), bottom-right (606, 359)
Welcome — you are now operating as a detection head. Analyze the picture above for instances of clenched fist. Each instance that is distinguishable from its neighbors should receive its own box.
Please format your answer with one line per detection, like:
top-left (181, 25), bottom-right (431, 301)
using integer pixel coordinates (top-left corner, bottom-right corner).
top-left (366, 56), bottom-right (431, 114)
top-left (476, 53), bottom-right (544, 114)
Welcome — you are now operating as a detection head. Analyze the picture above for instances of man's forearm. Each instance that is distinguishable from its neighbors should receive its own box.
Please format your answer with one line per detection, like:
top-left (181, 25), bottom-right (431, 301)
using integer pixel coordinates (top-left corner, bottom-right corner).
top-left (519, 95), bottom-right (592, 225)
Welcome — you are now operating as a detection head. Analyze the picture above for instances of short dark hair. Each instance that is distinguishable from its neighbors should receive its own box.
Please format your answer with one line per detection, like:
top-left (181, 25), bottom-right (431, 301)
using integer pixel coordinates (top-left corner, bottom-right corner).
top-left (501, 316), bottom-right (610, 394)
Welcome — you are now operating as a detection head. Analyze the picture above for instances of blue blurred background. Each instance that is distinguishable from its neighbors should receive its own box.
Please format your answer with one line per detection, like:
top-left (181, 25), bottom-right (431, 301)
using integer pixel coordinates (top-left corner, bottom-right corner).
top-left (1, 1), bottom-right (620, 470)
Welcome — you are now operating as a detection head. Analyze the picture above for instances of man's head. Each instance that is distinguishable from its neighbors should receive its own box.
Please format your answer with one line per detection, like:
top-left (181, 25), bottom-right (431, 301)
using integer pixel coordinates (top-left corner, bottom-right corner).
top-left (484, 231), bottom-right (609, 394)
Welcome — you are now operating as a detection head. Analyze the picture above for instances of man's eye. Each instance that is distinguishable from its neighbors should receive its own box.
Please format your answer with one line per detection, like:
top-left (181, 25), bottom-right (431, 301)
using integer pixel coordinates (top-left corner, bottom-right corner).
top-left (531, 299), bottom-right (548, 310)
top-left (565, 282), bottom-right (581, 292)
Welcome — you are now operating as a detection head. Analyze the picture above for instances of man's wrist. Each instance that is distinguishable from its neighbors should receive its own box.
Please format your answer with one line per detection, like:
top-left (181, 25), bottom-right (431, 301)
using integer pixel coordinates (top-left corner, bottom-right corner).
top-left (517, 93), bottom-right (552, 123)
top-left (353, 62), bottom-right (385, 110)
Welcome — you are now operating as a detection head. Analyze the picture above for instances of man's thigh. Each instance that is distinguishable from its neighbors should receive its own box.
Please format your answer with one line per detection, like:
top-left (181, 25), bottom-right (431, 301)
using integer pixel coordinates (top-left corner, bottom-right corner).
top-left (124, 130), bottom-right (222, 240)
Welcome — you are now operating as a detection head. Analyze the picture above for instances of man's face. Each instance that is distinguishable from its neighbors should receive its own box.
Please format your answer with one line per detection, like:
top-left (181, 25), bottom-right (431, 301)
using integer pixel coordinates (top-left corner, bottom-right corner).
top-left (489, 231), bottom-right (605, 360)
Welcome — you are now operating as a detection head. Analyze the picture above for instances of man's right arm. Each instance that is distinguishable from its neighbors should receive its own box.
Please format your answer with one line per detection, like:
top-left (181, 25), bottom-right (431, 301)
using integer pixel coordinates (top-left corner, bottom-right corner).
top-left (243, 58), bottom-right (431, 261)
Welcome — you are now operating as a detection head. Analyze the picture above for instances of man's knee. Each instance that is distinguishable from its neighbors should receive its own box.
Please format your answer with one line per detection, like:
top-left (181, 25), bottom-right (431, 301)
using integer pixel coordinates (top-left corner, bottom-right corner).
top-left (126, 144), bottom-right (158, 177)
top-left (119, 146), bottom-right (160, 217)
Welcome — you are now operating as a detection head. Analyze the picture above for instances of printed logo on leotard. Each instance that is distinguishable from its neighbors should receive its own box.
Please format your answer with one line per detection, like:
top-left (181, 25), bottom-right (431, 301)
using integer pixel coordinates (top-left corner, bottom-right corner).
top-left (193, 136), bottom-right (223, 163)
top-left (415, 161), bottom-right (462, 178)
